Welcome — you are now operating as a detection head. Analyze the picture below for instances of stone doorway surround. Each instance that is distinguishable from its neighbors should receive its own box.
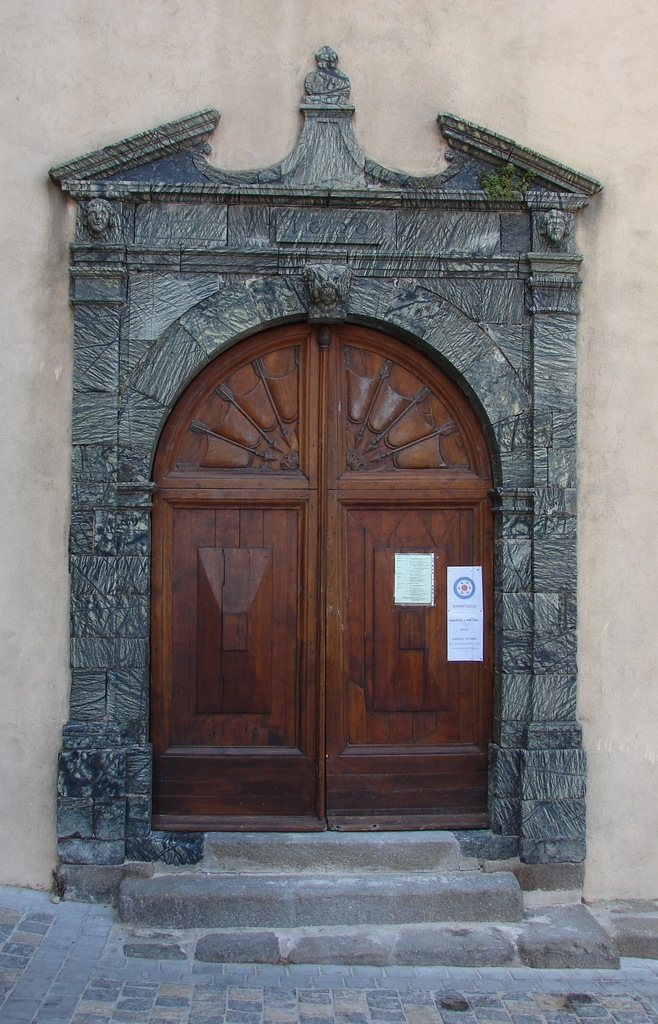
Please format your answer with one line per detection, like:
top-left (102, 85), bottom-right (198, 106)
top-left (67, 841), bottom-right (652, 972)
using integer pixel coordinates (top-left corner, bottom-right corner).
top-left (50, 48), bottom-right (601, 874)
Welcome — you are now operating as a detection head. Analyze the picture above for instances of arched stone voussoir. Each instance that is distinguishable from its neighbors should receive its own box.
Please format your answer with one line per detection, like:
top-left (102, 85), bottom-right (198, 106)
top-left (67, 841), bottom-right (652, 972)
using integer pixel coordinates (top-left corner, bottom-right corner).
top-left (349, 279), bottom-right (529, 444)
top-left (176, 276), bottom-right (307, 358)
top-left (122, 276), bottom-right (308, 457)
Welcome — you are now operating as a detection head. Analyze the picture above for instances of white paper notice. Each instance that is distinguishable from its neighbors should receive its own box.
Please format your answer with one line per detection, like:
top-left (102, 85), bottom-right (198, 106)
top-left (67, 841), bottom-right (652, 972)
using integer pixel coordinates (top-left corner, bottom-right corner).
top-left (394, 553), bottom-right (435, 606)
top-left (447, 566), bottom-right (484, 661)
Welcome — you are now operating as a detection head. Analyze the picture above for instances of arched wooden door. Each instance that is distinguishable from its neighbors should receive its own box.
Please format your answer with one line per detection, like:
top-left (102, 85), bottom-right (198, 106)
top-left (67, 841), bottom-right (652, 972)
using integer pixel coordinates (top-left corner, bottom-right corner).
top-left (151, 324), bottom-right (493, 830)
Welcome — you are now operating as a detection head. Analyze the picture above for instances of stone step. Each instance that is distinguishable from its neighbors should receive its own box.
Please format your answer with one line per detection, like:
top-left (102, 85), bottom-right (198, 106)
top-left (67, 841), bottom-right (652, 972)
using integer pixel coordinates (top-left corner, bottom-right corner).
top-left (118, 905), bottom-right (620, 969)
top-left (202, 830), bottom-right (467, 874)
top-left (118, 870), bottom-right (523, 929)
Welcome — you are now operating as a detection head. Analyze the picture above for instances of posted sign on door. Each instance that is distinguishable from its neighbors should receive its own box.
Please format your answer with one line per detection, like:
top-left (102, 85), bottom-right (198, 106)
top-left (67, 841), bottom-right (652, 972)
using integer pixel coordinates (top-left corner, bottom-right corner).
top-left (447, 566), bottom-right (484, 661)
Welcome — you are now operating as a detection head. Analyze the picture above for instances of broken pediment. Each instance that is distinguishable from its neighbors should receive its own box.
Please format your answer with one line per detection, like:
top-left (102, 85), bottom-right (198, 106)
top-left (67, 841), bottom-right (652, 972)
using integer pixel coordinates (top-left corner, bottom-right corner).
top-left (50, 47), bottom-right (600, 207)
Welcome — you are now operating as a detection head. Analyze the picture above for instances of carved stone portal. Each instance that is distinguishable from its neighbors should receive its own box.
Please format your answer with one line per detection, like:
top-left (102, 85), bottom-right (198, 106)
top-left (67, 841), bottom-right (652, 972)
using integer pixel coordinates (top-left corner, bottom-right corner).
top-left (48, 47), bottom-right (601, 872)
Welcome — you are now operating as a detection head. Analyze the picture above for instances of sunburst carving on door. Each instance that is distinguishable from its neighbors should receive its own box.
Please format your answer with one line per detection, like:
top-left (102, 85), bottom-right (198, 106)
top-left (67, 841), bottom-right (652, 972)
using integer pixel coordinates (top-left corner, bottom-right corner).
top-left (176, 346), bottom-right (300, 471)
top-left (343, 346), bottom-right (471, 472)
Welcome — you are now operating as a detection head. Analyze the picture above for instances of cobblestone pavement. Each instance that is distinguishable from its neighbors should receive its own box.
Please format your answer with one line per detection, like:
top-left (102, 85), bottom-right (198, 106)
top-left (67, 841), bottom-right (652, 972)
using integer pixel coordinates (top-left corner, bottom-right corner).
top-left (1, 886), bottom-right (657, 1024)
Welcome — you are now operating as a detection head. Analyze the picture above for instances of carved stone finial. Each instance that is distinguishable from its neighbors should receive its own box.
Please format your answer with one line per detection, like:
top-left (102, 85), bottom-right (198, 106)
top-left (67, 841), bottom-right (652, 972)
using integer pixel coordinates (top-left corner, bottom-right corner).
top-left (540, 208), bottom-right (571, 246)
top-left (304, 263), bottom-right (353, 322)
top-left (84, 198), bottom-right (115, 238)
top-left (304, 46), bottom-right (351, 106)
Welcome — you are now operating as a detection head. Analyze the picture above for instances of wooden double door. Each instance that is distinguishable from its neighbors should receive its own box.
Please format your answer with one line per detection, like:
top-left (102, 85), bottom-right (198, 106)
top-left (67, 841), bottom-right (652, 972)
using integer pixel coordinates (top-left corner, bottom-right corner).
top-left (151, 324), bottom-right (493, 830)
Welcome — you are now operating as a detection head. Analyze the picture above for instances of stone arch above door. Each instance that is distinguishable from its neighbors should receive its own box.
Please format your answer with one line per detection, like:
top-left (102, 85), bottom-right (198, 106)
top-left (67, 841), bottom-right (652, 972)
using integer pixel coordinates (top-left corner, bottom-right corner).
top-left (123, 279), bottom-right (529, 486)
top-left (54, 47), bottom-right (596, 873)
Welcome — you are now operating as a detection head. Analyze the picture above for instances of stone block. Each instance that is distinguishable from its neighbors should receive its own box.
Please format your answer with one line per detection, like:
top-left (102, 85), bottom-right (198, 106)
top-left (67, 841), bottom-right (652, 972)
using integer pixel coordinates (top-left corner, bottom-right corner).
top-left (394, 925), bottom-right (516, 967)
top-left (135, 203), bottom-right (228, 245)
top-left (534, 593), bottom-right (564, 631)
top-left (534, 534), bottom-right (577, 591)
top-left (277, 208), bottom-right (395, 246)
top-left (129, 323), bottom-right (206, 406)
top-left (114, 594), bottom-right (149, 639)
top-left (553, 409), bottom-right (577, 446)
top-left (54, 863), bottom-right (126, 904)
top-left (117, 448), bottom-right (152, 489)
top-left (495, 721), bottom-right (526, 747)
top-left (61, 722), bottom-right (124, 749)
top-left (533, 315), bottom-right (577, 411)
top-left (452, 831), bottom-right (518, 861)
top-left (489, 797), bottom-right (520, 836)
top-left (70, 589), bottom-right (115, 639)
top-left (548, 445), bottom-right (577, 487)
top-left (496, 539), bottom-right (532, 592)
top-left (520, 837), bottom-right (586, 863)
top-left (70, 638), bottom-right (114, 670)
top-left (489, 746), bottom-right (521, 799)
top-left (72, 392), bottom-right (117, 445)
top-left (396, 210), bottom-right (499, 255)
top-left (58, 838), bottom-right (125, 865)
top-left (498, 593), bottom-right (532, 632)
top-left (535, 486), bottom-right (577, 517)
top-left (484, 324), bottom-right (530, 375)
top-left (73, 274), bottom-right (125, 303)
top-left (58, 749), bottom-right (126, 799)
top-left (500, 631), bottom-right (533, 674)
top-left (127, 272), bottom-right (220, 341)
top-left (93, 799), bottom-right (127, 840)
top-left (107, 667), bottom-right (148, 722)
top-left (73, 305), bottom-right (120, 392)
top-left (126, 794), bottom-right (151, 838)
top-left (534, 513), bottom-right (576, 537)
top-left (227, 205), bottom-right (271, 247)
top-left (118, 390), bottom-right (167, 450)
top-left (57, 797), bottom-right (94, 839)
top-left (520, 798), bottom-right (586, 840)
top-left (500, 212), bottom-right (531, 253)
top-left (196, 930), bottom-right (280, 964)
top-left (464, 353), bottom-right (527, 425)
top-left (522, 749), bottom-right (586, 800)
top-left (69, 670), bottom-right (107, 720)
top-left (115, 638), bottom-right (149, 667)
top-left (519, 904), bottom-right (618, 968)
top-left (525, 721), bottom-right (582, 748)
top-left (70, 511), bottom-right (95, 554)
top-left (93, 510), bottom-right (117, 556)
top-left (72, 444), bottom-right (118, 483)
top-left (532, 674), bottom-right (577, 721)
top-left (478, 279), bottom-right (526, 324)
top-left (115, 511), bottom-right (151, 556)
top-left (494, 413), bottom-right (532, 455)
top-left (499, 451), bottom-right (533, 488)
top-left (494, 673), bottom-right (532, 721)
top-left (125, 748), bottom-right (152, 793)
top-left (126, 831), bottom-right (205, 866)
top-left (534, 629), bottom-right (577, 675)
top-left (116, 556), bottom-right (149, 594)
top-left (513, 860), bottom-right (584, 892)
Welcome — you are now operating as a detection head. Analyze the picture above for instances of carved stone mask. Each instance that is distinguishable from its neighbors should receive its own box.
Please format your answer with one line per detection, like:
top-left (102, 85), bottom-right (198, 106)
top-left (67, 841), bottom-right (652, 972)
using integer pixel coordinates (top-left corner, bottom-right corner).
top-left (543, 209), bottom-right (569, 244)
top-left (85, 198), bottom-right (114, 237)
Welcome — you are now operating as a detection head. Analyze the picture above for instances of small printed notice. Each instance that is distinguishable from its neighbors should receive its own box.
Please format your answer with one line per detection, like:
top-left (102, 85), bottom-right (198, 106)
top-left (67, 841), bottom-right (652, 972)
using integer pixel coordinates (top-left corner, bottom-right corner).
top-left (394, 553), bottom-right (435, 606)
top-left (447, 566), bottom-right (484, 662)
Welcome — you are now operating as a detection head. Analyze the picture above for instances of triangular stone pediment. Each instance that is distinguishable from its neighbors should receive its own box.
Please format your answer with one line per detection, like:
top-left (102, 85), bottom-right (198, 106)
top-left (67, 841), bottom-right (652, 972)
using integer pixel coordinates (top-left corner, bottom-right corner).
top-left (50, 47), bottom-right (601, 204)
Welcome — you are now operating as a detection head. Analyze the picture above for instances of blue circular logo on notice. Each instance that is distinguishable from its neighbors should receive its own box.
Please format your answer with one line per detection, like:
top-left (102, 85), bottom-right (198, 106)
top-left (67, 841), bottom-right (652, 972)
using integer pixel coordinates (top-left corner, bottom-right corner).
top-left (453, 576), bottom-right (475, 599)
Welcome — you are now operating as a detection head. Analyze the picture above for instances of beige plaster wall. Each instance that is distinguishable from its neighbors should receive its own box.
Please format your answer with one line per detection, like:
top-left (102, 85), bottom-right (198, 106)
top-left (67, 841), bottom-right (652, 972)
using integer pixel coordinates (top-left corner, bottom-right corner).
top-left (1, 0), bottom-right (656, 897)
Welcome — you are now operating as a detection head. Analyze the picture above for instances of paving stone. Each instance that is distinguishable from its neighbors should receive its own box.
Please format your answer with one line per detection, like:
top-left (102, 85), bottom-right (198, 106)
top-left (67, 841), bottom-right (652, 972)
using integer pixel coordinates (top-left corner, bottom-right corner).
top-left (197, 931), bottom-right (280, 964)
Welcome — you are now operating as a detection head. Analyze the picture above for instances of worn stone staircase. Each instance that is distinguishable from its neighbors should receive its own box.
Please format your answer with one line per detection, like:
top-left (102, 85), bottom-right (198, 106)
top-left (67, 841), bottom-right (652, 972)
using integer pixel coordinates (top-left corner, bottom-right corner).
top-left (112, 832), bottom-right (619, 968)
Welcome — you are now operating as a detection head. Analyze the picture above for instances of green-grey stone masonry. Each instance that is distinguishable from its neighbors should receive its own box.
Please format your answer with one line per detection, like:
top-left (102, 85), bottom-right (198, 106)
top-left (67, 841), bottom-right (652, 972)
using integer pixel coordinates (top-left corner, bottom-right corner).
top-left (49, 48), bottom-right (602, 873)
